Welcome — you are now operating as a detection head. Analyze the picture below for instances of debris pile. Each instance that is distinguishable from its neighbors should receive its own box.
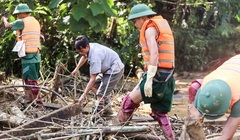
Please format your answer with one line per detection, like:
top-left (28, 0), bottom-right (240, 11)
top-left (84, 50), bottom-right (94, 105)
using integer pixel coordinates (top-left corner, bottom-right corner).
top-left (0, 65), bottom-right (239, 139)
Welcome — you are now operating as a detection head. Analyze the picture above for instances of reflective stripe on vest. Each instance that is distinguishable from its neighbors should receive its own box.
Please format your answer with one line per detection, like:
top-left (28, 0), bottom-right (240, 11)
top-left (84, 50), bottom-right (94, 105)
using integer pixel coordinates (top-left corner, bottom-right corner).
top-left (139, 16), bottom-right (174, 69)
top-left (17, 16), bottom-right (41, 53)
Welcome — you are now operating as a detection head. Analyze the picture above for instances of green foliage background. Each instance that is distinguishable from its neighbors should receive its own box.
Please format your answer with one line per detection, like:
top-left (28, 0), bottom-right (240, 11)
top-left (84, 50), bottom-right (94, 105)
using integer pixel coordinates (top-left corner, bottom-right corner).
top-left (0, 0), bottom-right (240, 78)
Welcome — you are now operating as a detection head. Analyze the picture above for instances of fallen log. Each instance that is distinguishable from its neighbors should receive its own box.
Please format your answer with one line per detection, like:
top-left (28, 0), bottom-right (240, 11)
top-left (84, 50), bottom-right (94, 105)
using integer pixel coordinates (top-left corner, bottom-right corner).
top-left (6, 126), bottom-right (150, 140)
top-left (0, 103), bottom-right (82, 138)
top-left (204, 119), bottom-right (225, 125)
top-left (133, 117), bottom-right (225, 126)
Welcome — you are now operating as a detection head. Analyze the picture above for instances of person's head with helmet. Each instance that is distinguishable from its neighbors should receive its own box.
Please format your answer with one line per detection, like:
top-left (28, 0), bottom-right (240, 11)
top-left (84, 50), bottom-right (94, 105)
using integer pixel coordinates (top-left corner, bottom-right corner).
top-left (13, 3), bottom-right (32, 19)
top-left (128, 4), bottom-right (156, 29)
top-left (194, 79), bottom-right (232, 120)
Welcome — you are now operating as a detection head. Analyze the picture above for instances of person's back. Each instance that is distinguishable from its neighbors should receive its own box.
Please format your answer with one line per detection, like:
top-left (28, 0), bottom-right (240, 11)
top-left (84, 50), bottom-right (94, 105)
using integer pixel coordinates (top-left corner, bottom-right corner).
top-left (88, 43), bottom-right (124, 74)
top-left (185, 54), bottom-right (240, 139)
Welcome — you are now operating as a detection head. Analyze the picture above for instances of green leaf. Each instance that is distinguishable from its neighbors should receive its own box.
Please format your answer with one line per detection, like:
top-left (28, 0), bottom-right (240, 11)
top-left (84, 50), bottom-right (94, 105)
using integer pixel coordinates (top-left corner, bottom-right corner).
top-left (92, 24), bottom-right (103, 32)
top-left (236, 15), bottom-right (240, 22)
top-left (34, 10), bottom-right (47, 15)
top-left (56, 15), bottom-right (70, 31)
top-left (90, 2), bottom-right (103, 16)
top-left (95, 14), bottom-right (108, 29)
top-left (84, 9), bottom-right (98, 27)
top-left (72, 3), bottom-right (87, 21)
top-left (48, 0), bottom-right (64, 9)
top-left (35, 6), bottom-right (52, 13)
top-left (101, 0), bottom-right (117, 16)
top-left (26, 0), bottom-right (35, 9)
top-left (57, 18), bottom-right (69, 31)
top-left (70, 16), bottom-right (89, 32)
top-left (58, 3), bottom-right (68, 15)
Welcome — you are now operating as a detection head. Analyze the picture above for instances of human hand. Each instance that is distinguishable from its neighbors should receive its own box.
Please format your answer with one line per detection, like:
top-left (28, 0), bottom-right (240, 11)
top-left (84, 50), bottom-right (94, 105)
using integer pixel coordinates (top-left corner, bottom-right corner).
top-left (1, 17), bottom-right (7, 22)
top-left (71, 69), bottom-right (79, 76)
top-left (144, 78), bottom-right (153, 97)
top-left (78, 93), bottom-right (86, 103)
top-left (144, 65), bottom-right (157, 97)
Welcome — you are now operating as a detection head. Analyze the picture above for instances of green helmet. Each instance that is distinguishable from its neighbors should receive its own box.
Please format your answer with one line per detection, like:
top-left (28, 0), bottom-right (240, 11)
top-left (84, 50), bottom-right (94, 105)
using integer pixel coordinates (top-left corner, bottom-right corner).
top-left (194, 79), bottom-right (231, 120)
top-left (13, 4), bottom-right (32, 15)
top-left (128, 4), bottom-right (156, 20)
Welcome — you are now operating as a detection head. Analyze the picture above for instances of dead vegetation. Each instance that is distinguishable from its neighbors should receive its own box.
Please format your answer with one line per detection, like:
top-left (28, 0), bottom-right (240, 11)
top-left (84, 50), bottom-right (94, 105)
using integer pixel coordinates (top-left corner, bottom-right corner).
top-left (0, 62), bottom-right (239, 139)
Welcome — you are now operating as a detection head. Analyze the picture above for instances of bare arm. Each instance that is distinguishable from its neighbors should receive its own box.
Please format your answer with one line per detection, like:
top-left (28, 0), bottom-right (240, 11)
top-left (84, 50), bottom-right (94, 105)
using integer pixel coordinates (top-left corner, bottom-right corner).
top-left (71, 55), bottom-right (87, 76)
top-left (76, 55), bottom-right (87, 70)
top-left (79, 74), bottom-right (97, 102)
top-left (145, 27), bottom-right (158, 66)
top-left (219, 117), bottom-right (240, 140)
top-left (1, 17), bottom-right (12, 28)
top-left (143, 27), bottom-right (159, 97)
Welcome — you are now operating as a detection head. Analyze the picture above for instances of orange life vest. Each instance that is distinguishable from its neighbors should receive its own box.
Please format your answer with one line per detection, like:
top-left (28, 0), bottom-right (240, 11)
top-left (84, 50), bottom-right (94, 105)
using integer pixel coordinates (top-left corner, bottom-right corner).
top-left (139, 16), bottom-right (174, 70)
top-left (16, 16), bottom-right (41, 53)
top-left (202, 54), bottom-right (240, 112)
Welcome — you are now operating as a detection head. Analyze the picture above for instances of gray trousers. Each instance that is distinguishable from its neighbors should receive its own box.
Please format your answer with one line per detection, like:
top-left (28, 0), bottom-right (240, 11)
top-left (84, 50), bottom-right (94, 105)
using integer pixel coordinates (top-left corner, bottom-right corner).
top-left (93, 69), bottom-right (124, 99)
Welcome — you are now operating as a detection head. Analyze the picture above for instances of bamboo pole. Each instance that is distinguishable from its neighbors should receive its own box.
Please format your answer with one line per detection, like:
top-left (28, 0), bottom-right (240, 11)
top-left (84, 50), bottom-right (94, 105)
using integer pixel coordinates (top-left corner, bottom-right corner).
top-left (1, 126), bottom-right (149, 140)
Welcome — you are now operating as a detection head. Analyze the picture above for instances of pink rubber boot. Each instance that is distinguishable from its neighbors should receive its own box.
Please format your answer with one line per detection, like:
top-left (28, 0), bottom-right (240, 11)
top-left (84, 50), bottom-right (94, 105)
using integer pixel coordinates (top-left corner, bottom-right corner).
top-left (25, 79), bottom-right (43, 107)
top-left (150, 110), bottom-right (175, 140)
top-left (188, 79), bottom-right (203, 104)
top-left (117, 95), bottom-right (140, 123)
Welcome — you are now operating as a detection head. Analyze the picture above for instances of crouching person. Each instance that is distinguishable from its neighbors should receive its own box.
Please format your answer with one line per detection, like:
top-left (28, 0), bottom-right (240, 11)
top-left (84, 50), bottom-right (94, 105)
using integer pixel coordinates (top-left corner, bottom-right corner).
top-left (184, 54), bottom-right (240, 140)
top-left (71, 35), bottom-right (124, 116)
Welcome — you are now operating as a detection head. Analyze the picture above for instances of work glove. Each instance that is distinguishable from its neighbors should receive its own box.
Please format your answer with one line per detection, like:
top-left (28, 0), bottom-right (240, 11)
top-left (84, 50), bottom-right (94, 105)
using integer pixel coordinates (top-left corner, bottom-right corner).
top-left (144, 65), bottom-right (157, 97)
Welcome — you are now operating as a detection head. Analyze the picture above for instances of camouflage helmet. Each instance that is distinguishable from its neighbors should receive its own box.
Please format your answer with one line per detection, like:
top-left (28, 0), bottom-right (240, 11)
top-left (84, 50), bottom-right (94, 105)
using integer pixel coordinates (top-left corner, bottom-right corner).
top-left (128, 4), bottom-right (156, 20)
top-left (13, 3), bottom-right (32, 15)
top-left (194, 79), bottom-right (231, 120)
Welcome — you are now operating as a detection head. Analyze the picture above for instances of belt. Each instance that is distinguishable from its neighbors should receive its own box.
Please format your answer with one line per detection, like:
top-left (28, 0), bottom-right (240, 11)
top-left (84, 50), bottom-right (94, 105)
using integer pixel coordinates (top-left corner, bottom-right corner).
top-left (157, 68), bottom-right (173, 73)
top-left (154, 68), bottom-right (174, 83)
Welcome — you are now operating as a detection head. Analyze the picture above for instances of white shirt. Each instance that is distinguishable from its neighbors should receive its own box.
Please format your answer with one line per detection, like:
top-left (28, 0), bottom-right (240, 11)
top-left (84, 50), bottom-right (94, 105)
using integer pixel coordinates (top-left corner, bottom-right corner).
top-left (87, 43), bottom-right (124, 75)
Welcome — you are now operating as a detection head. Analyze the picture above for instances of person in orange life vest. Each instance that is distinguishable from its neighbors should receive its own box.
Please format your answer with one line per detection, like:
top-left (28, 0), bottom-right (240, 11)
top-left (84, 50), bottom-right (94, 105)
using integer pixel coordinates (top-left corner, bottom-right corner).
top-left (188, 54), bottom-right (240, 139)
top-left (117, 4), bottom-right (175, 140)
top-left (1, 3), bottom-right (43, 107)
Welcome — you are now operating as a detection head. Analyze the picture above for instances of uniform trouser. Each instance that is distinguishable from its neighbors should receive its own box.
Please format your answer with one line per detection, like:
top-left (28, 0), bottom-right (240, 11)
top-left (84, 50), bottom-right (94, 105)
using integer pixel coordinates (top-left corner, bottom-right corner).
top-left (22, 62), bottom-right (42, 106)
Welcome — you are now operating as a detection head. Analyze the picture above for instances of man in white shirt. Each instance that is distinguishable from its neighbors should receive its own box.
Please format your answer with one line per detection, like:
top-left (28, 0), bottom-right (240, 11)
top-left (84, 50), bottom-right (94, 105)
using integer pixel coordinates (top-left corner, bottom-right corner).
top-left (71, 35), bottom-right (124, 115)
